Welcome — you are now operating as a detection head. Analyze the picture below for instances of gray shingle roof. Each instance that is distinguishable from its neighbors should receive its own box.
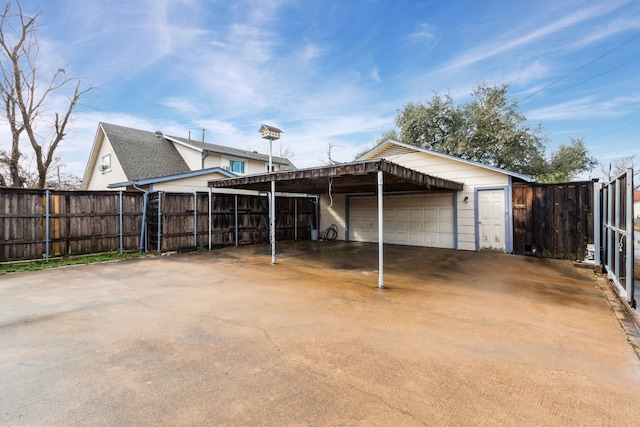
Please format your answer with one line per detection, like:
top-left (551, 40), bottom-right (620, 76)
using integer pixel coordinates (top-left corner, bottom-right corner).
top-left (166, 135), bottom-right (295, 169)
top-left (101, 123), bottom-right (297, 182)
top-left (101, 123), bottom-right (190, 181)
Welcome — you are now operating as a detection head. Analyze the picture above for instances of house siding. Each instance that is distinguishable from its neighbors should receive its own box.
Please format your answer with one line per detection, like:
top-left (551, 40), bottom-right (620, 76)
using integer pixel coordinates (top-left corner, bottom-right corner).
top-left (152, 172), bottom-right (231, 192)
top-left (368, 149), bottom-right (509, 251)
top-left (173, 143), bottom-right (203, 170)
top-left (319, 194), bottom-right (346, 239)
top-left (85, 135), bottom-right (128, 191)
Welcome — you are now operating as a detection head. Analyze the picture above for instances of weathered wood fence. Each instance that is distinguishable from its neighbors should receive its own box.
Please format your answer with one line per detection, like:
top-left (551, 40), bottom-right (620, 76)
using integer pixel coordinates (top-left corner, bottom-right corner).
top-left (0, 188), bottom-right (316, 262)
top-left (512, 181), bottom-right (595, 259)
top-left (146, 192), bottom-right (315, 253)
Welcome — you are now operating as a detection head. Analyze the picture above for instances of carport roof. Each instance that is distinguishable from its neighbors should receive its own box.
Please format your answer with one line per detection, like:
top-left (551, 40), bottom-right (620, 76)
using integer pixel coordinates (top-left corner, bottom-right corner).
top-left (208, 159), bottom-right (463, 194)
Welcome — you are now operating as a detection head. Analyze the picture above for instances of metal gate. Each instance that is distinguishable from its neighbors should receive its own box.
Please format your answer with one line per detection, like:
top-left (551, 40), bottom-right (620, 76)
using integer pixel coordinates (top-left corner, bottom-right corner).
top-left (596, 168), bottom-right (635, 307)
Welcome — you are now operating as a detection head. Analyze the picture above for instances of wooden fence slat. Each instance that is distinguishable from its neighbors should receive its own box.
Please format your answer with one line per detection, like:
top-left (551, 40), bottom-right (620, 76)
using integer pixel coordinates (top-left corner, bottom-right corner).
top-left (512, 181), bottom-right (594, 259)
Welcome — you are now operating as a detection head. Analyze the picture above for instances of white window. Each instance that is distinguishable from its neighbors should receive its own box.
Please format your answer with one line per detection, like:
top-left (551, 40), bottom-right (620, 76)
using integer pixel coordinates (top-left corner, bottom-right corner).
top-left (101, 154), bottom-right (112, 172)
top-left (229, 160), bottom-right (245, 173)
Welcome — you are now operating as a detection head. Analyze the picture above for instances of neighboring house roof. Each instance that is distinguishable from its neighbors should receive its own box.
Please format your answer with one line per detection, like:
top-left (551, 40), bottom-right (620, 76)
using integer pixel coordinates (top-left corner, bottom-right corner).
top-left (164, 134), bottom-right (295, 168)
top-left (100, 123), bottom-right (190, 181)
top-left (82, 122), bottom-right (297, 189)
top-left (358, 139), bottom-right (537, 182)
top-left (108, 167), bottom-right (237, 189)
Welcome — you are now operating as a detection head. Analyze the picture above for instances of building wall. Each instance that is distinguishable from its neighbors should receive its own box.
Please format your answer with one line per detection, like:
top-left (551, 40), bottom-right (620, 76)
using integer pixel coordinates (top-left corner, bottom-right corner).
top-left (319, 194), bottom-right (346, 239)
top-left (218, 156), bottom-right (279, 175)
top-left (152, 172), bottom-right (230, 192)
top-left (173, 143), bottom-right (203, 170)
top-left (369, 148), bottom-right (510, 251)
top-left (84, 135), bottom-right (128, 191)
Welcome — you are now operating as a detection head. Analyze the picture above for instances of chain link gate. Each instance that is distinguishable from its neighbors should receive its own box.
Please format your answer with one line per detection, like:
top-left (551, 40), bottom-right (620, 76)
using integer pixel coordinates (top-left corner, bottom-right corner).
top-left (596, 168), bottom-right (635, 308)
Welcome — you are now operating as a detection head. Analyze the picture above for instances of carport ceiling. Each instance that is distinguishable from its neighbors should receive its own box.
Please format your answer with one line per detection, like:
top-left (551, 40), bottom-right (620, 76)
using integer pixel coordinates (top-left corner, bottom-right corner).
top-left (208, 159), bottom-right (463, 194)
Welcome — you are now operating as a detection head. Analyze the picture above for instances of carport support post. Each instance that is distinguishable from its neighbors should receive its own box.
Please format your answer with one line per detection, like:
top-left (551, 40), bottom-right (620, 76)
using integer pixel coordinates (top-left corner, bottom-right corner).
top-left (271, 180), bottom-right (276, 264)
top-left (378, 170), bottom-right (384, 289)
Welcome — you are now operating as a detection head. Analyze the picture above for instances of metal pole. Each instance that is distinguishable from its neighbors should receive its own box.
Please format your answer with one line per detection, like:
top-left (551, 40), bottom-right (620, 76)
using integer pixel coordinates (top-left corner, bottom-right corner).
top-left (208, 189), bottom-right (212, 251)
top-left (157, 192), bottom-right (162, 253)
top-left (119, 191), bottom-right (123, 254)
top-left (139, 191), bottom-right (148, 252)
top-left (269, 139), bottom-right (276, 264)
top-left (615, 177), bottom-right (621, 284)
top-left (593, 183), bottom-right (601, 266)
top-left (194, 192), bottom-right (198, 248)
top-left (607, 183), bottom-right (613, 278)
top-left (235, 194), bottom-right (239, 246)
top-left (377, 170), bottom-right (384, 289)
top-left (625, 168), bottom-right (634, 304)
top-left (45, 189), bottom-right (50, 263)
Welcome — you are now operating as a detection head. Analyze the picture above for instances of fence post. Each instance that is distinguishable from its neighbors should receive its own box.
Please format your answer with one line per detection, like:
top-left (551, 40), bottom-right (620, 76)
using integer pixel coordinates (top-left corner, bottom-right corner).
top-left (625, 168), bottom-right (634, 305)
top-left (235, 195), bottom-right (239, 247)
top-left (194, 192), bottom-right (198, 248)
top-left (157, 192), bottom-right (163, 253)
top-left (294, 198), bottom-right (298, 241)
top-left (594, 182), bottom-right (601, 265)
top-left (139, 191), bottom-right (148, 252)
top-left (45, 189), bottom-right (50, 263)
top-left (208, 189), bottom-right (212, 251)
top-left (119, 191), bottom-right (123, 254)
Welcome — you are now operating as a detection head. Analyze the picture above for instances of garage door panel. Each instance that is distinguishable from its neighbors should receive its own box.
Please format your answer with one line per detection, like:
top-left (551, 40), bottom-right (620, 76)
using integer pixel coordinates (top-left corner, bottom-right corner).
top-left (350, 194), bottom-right (455, 249)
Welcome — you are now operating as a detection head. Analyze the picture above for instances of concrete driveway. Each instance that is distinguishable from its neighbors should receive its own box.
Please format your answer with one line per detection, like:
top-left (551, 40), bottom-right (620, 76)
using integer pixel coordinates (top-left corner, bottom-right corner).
top-left (1, 242), bottom-right (640, 426)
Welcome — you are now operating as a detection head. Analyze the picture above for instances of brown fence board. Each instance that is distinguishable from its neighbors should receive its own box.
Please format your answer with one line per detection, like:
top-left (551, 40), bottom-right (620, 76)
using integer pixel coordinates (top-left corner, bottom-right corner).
top-left (2, 188), bottom-right (323, 262)
top-left (512, 181), bottom-right (594, 259)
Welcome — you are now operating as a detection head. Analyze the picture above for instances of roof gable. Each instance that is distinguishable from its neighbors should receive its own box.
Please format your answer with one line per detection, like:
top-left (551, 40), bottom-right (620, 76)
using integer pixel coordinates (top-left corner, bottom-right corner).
top-left (100, 123), bottom-right (190, 181)
top-left (359, 139), bottom-right (535, 182)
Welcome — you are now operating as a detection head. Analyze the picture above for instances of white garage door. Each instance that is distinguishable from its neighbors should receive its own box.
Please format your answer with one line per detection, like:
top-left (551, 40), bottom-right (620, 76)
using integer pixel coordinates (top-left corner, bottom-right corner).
top-left (349, 194), bottom-right (455, 248)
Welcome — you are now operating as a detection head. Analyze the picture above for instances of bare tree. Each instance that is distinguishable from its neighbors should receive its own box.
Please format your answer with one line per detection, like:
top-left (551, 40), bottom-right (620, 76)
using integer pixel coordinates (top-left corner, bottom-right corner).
top-left (601, 154), bottom-right (640, 190)
top-left (278, 141), bottom-right (294, 160)
top-left (0, 1), bottom-right (92, 188)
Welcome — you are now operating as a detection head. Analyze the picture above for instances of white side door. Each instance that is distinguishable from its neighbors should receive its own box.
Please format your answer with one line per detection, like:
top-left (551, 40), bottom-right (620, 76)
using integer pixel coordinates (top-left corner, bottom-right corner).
top-left (477, 189), bottom-right (506, 251)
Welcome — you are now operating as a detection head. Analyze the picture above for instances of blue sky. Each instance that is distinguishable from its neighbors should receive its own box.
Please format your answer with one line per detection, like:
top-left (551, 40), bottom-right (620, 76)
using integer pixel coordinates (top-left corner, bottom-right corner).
top-left (11, 0), bottom-right (640, 179)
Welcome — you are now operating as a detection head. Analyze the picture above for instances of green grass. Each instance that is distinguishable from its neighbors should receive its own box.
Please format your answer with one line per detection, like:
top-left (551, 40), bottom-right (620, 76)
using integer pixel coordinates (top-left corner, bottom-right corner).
top-left (0, 252), bottom-right (146, 275)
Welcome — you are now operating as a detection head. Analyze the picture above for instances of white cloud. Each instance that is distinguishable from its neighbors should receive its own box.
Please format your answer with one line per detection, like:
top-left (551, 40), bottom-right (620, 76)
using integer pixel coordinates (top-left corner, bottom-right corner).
top-left (370, 67), bottom-right (381, 83)
top-left (435, 1), bottom-right (629, 74)
top-left (528, 95), bottom-right (639, 120)
top-left (409, 23), bottom-right (436, 40)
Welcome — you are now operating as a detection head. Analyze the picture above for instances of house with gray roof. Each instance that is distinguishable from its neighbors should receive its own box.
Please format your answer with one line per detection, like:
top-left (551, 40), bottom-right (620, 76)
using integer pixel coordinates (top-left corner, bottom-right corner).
top-left (81, 123), bottom-right (295, 191)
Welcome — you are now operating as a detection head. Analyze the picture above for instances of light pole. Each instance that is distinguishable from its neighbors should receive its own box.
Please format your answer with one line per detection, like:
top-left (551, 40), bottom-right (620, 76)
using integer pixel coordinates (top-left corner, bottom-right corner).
top-left (259, 124), bottom-right (282, 264)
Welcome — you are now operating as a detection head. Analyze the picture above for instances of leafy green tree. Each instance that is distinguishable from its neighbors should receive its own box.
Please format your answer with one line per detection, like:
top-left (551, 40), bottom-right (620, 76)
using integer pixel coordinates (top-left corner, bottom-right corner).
top-left (537, 138), bottom-right (598, 182)
top-left (393, 83), bottom-right (549, 176)
top-left (395, 93), bottom-right (462, 150)
top-left (386, 83), bottom-right (597, 180)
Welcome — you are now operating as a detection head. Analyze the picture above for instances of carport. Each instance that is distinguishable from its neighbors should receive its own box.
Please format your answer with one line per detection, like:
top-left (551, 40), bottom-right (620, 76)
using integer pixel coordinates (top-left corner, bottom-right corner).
top-left (209, 159), bottom-right (463, 288)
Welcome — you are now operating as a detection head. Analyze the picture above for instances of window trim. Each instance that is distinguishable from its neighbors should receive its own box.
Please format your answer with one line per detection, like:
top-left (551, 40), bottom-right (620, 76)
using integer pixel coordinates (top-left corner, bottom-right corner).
top-left (100, 153), bottom-right (112, 172)
top-left (229, 159), bottom-right (245, 174)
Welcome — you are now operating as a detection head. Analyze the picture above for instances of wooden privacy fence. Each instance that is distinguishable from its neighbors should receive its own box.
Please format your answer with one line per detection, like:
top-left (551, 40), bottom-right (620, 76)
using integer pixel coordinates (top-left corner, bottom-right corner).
top-left (1, 188), bottom-right (317, 262)
top-left (512, 181), bottom-right (595, 259)
top-left (0, 188), bottom-right (144, 262)
top-left (146, 192), bottom-right (316, 253)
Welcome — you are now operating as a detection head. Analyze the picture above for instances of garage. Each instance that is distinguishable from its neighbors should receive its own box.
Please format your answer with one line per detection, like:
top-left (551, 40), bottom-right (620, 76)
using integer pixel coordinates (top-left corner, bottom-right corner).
top-left (349, 193), bottom-right (455, 248)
